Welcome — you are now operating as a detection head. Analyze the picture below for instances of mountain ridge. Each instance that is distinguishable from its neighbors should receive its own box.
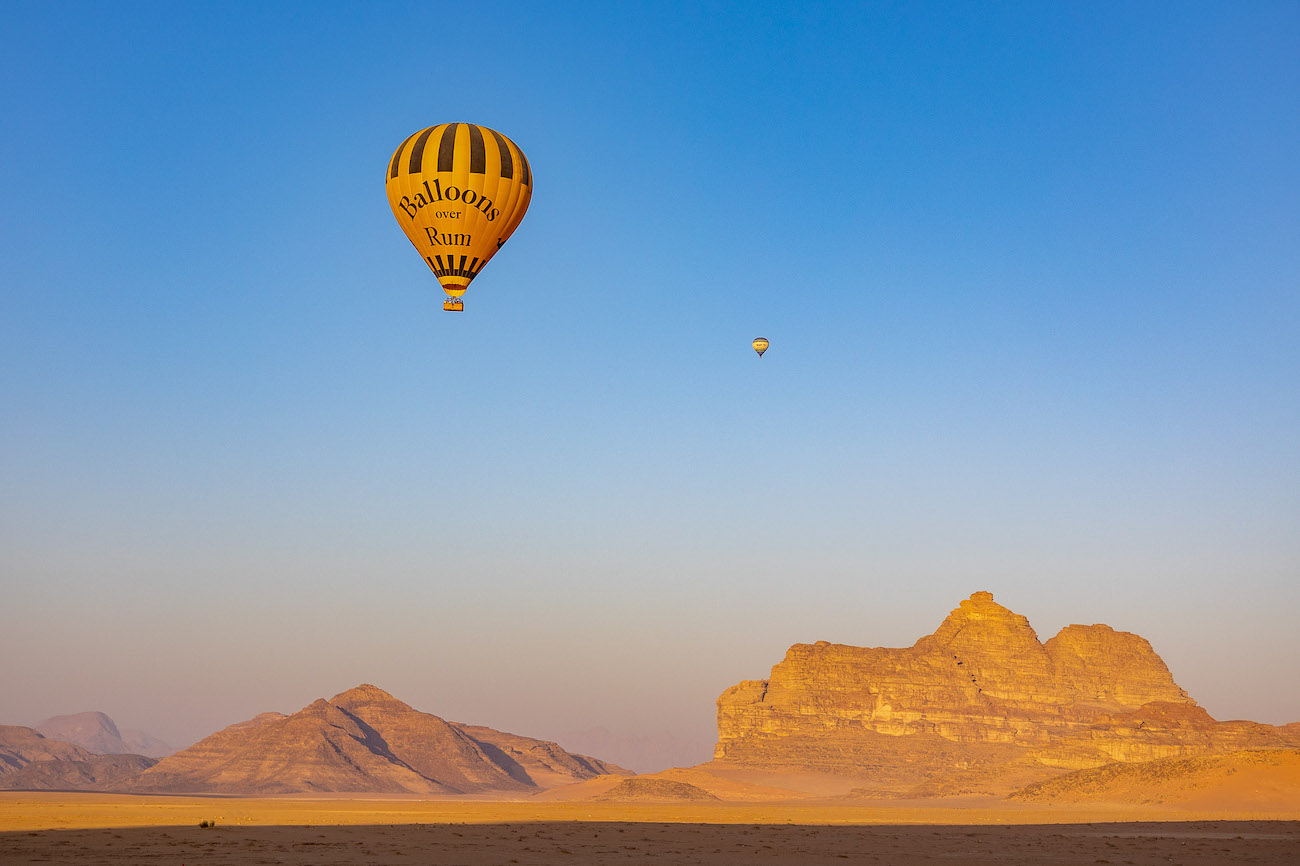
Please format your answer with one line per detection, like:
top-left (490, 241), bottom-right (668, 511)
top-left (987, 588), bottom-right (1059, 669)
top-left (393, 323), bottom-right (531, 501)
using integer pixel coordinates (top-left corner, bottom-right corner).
top-left (125, 684), bottom-right (626, 795)
top-left (712, 591), bottom-right (1300, 795)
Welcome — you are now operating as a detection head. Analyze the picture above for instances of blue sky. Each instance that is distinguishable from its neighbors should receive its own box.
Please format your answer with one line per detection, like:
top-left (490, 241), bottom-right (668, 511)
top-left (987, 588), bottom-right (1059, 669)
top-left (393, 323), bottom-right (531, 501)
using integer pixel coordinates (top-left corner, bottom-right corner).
top-left (2, 1), bottom-right (1297, 760)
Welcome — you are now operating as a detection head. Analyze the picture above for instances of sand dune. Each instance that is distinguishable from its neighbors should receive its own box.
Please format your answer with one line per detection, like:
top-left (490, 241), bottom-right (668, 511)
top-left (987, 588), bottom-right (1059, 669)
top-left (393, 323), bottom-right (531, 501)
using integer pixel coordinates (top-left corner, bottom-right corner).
top-left (592, 777), bottom-right (719, 802)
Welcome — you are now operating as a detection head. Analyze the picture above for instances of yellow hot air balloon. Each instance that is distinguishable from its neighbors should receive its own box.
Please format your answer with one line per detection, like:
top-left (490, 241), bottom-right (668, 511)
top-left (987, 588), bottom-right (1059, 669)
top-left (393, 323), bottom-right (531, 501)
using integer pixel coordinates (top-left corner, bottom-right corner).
top-left (386, 123), bottom-right (533, 311)
top-left (752, 337), bottom-right (769, 357)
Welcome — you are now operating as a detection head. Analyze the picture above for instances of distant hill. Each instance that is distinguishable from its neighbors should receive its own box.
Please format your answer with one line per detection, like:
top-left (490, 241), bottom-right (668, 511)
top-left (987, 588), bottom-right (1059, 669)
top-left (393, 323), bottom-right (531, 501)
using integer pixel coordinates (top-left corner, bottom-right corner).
top-left (35, 712), bottom-right (172, 758)
top-left (1, 725), bottom-right (92, 776)
top-left (712, 592), bottom-right (1300, 796)
top-left (0, 724), bottom-right (156, 791)
top-left (125, 684), bottom-right (627, 795)
top-left (0, 753), bottom-right (156, 791)
top-left (1010, 748), bottom-right (1300, 811)
top-left (593, 777), bottom-right (719, 802)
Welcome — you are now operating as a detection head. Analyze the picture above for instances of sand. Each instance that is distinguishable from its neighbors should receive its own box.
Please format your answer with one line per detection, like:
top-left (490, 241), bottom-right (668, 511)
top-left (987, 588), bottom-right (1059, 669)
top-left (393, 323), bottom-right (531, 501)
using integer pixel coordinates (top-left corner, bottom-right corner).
top-left (2, 793), bottom-right (1298, 864)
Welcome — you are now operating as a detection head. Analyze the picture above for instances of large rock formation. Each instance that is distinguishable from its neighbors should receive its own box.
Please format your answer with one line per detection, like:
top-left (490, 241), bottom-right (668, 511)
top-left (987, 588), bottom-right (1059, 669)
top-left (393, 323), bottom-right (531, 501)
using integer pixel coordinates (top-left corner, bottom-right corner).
top-left (125, 684), bottom-right (625, 795)
top-left (714, 592), bottom-right (1300, 793)
top-left (35, 712), bottom-right (172, 758)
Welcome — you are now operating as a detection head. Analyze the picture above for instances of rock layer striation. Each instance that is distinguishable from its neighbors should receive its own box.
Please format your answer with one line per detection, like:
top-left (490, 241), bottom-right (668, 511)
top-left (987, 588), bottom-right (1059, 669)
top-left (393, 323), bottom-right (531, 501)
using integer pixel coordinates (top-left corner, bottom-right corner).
top-left (714, 592), bottom-right (1300, 792)
top-left (126, 684), bottom-right (624, 795)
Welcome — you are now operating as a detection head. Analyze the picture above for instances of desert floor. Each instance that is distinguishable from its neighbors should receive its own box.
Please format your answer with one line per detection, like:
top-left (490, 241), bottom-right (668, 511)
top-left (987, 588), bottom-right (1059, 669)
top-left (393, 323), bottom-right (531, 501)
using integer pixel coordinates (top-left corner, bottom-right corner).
top-left (2, 793), bottom-right (1297, 864)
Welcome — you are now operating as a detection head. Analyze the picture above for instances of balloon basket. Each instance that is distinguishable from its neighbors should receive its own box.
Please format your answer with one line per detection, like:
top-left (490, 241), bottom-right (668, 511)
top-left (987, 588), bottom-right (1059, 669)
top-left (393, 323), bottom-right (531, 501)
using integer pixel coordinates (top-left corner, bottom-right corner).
top-left (442, 299), bottom-right (464, 312)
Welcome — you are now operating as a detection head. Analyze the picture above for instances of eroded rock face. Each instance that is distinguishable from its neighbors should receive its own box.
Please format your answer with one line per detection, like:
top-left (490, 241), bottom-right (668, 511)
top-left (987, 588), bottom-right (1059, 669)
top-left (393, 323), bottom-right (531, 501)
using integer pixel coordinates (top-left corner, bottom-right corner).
top-left (714, 592), bottom-right (1300, 791)
top-left (125, 684), bottom-right (624, 795)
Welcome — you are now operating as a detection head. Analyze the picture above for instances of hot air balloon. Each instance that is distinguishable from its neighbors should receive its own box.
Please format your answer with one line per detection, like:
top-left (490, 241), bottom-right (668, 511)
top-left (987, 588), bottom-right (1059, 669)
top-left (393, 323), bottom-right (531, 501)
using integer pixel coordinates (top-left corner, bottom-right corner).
top-left (386, 123), bottom-right (533, 311)
top-left (752, 337), bottom-right (769, 357)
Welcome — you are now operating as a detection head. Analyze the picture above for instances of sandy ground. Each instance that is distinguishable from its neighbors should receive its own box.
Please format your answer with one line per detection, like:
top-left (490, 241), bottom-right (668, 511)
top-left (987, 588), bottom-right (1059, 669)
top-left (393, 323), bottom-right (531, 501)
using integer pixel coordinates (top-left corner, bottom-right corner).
top-left (3, 793), bottom-right (1299, 864)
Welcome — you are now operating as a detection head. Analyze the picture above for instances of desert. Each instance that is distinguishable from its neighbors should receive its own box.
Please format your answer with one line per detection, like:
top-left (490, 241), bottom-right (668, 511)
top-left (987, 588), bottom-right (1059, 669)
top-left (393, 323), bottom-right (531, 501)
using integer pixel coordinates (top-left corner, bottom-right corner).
top-left (7, 5), bottom-right (1297, 863)
top-left (4, 593), bottom-right (1298, 864)
top-left (2, 792), bottom-right (1298, 864)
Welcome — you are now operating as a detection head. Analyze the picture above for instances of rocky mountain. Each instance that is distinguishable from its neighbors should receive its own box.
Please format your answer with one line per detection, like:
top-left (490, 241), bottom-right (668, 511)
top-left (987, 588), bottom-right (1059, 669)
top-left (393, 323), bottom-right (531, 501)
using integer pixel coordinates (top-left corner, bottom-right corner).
top-left (713, 591), bottom-right (1300, 794)
top-left (0, 753), bottom-right (157, 791)
top-left (0, 724), bottom-right (156, 791)
top-left (1, 725), bottom-right (92, 776)
top-left (125, 684), bottom-right (626, 795)
top-left (35, 712), bottom-right (172, 758)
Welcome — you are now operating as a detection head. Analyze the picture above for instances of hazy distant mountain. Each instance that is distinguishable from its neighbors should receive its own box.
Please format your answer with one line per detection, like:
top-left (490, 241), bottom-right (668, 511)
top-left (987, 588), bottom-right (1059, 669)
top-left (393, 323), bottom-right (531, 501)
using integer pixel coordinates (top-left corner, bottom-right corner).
top-left (0, 724), bottom-right (156, 791)
top-left (0, 725), bottom-right (92, 776)
top-left (34, 712), bottom-right (173, 758)
top-left (551, 727), bottom-right (713, 773)
top-left (126, 684), bottom-right (628, 795)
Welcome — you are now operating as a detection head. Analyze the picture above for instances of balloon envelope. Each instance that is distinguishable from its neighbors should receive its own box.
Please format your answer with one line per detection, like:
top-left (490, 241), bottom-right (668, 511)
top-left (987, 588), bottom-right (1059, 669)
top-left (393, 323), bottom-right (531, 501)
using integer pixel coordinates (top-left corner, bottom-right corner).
top-left (386, 123), bottom-right (532, 306)
top-left (752, 337), bottom-right (769, 357)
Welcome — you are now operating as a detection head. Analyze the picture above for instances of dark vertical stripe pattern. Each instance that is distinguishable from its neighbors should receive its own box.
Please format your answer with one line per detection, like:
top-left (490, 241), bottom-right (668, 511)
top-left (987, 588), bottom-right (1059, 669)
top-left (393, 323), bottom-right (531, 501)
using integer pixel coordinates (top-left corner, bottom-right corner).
top-left (437, 123), bottom-right (460, 172)
top-left (488, 129), bottom-right (513, 179)
top-left (407, 126), bottom-right (437, 174)
top-left (390, 131), bottom-right (419, 178)
top-left (467, 125), bottom-right (486, 173)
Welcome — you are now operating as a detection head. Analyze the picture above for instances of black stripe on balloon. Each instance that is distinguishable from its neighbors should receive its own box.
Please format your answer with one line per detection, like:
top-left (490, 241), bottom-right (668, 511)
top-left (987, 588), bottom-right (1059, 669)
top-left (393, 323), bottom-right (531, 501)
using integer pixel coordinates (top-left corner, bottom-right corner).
top-left (467, 125), bottom-right (486, 173)
top-left (408, 126), bottom-right (437, 174)
top-left (426, 258), bottom-right (480, 279)
top-left (437, 123), bottom-right (459, 172)
top-left (390, 131), bottom-right (419, 178)
top-left (488, 129), bottom-right (513, 179)
top-left (458, 255), bottom-right (468, 272)
top-left (519, 148), bottom-right (532, 186)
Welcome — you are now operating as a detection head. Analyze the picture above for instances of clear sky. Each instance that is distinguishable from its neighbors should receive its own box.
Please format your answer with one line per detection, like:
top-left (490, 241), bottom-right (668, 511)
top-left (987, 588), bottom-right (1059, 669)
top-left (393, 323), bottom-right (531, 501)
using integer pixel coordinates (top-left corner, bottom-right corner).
top-left (2, 1), bottom-right (1297, 762)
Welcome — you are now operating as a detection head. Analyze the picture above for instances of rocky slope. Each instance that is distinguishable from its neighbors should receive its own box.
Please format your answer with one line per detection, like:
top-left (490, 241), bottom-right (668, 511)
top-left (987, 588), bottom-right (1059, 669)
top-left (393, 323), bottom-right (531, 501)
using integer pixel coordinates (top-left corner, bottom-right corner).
top-left (125, 684), bottom-right (625, 795)
top-left (1010, 748), bottom-right (1300, 810)
top-left (0, 753), bottom-right (157, 791)
top-left (1, 725), bottom-right (94, 776)
top-left (713, 592), bottom-right (1300, 793)
top-left (0, 725), bottom-right (156, 791)
top-left (35, 712), bottom-right (172, 758)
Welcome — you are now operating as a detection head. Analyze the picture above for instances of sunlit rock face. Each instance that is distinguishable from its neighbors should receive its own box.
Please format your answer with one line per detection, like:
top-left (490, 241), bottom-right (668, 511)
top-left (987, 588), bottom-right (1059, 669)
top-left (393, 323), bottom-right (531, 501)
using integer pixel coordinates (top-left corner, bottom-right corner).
top-left (715, 592), bottom-right (1300, 790)
top-left (126, 684), bottom-right (625, 795)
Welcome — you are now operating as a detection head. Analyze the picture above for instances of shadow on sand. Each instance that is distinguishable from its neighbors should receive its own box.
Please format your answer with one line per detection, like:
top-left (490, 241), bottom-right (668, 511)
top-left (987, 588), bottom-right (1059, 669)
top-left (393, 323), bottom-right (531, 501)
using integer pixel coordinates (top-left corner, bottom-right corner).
top-left (2, 819), bottom-right (1299, 864)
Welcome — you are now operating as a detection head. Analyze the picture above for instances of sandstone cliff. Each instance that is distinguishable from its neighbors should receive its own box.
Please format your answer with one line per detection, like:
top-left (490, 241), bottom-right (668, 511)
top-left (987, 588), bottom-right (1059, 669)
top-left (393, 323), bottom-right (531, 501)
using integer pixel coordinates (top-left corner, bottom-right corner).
top-left (125, 684), bottom-right (625, 795)
top-left (714, 592), bottom-right (1300, 793)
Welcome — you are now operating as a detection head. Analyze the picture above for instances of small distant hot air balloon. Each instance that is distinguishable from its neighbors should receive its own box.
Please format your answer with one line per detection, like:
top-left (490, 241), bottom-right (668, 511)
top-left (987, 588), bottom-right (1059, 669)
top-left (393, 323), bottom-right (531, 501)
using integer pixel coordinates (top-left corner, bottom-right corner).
top-left (752, 337), bottom-right (769, 357)
top-left (385, 123), bottom-right (533, 311)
